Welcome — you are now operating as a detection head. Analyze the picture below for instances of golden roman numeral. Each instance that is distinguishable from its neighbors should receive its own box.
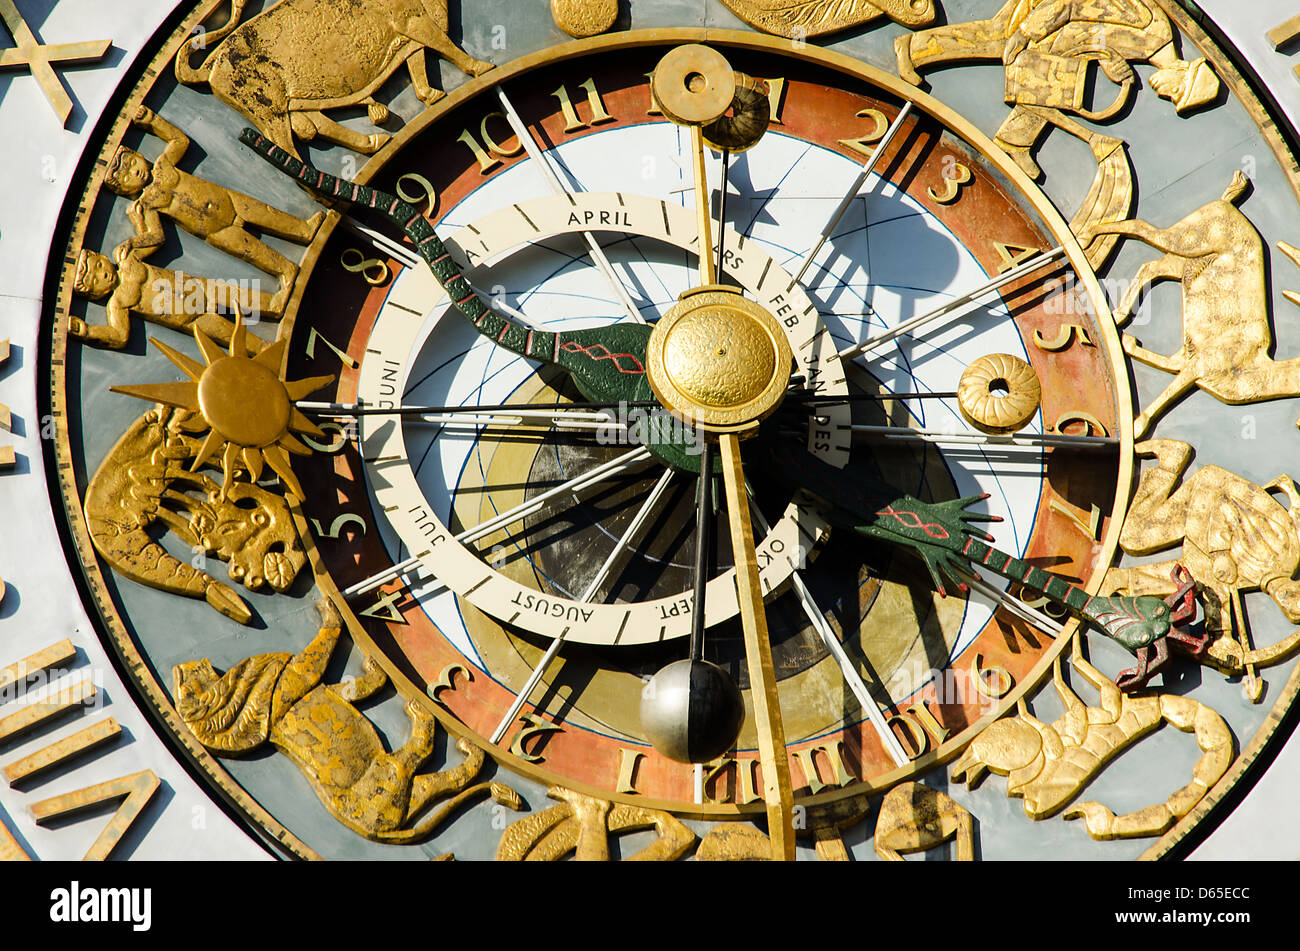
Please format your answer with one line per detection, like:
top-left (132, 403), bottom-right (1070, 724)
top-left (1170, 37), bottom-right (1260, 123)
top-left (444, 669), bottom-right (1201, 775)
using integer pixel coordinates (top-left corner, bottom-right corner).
top-left (30, 770), bottom-right (160, 861)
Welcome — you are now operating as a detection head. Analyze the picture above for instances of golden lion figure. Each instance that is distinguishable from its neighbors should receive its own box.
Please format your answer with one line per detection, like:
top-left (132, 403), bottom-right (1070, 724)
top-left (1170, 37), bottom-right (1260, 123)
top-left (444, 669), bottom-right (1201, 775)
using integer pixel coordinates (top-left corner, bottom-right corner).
top-left (175, 599), bottom-right (521, 844)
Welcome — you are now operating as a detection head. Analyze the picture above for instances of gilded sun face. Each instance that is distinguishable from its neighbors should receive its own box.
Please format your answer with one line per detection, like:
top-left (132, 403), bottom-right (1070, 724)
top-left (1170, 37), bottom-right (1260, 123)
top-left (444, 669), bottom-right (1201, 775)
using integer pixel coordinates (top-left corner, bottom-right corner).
top-left (112, 316), bottom-right (332, 498)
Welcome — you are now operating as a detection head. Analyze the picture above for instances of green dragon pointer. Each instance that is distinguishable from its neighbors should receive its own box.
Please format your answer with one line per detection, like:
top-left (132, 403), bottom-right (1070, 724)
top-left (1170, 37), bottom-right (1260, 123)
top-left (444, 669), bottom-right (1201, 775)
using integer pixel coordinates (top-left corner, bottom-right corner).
top-left (241, 128), bottom-right (1206, 692)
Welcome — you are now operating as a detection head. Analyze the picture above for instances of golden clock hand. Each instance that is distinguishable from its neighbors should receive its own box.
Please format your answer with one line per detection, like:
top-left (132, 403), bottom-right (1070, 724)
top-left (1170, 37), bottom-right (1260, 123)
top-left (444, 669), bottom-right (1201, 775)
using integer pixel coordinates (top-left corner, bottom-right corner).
top-left (691, 123), bottom-right (717, 287)
top-left (717, 431), bottom-right (796, 860)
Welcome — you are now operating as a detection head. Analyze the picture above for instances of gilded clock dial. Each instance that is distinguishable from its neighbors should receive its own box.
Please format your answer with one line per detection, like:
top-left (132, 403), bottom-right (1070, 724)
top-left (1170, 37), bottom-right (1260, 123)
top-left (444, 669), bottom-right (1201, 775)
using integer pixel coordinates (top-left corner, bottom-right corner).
top-left (278, 35), bottom-right (1129, 812)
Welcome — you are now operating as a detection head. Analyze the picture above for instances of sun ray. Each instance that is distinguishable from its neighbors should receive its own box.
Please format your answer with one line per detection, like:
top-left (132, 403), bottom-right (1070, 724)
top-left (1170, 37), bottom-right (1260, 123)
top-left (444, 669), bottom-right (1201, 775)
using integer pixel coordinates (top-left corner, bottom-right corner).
top-left (190, 429), bottom-right (225, 474)
top-left (263, 443), bottom-right (305, 499)
top-left (114, 324), bottom-right (336, 501)
top-left (228, 316), bottom-right (248, 359)
top-left (285, 373), bottom-right (335, 403)
top-left (110, 380), bottom-right (199, 410)
top-left (278, 431), bottom-right (314, 457)
top-left (242, 446), bottom-right (265, 484)
top-left (221, 442), bottom-right (243, 492)
top-left (287, 407), bottom-right (326, 438)
top-left (253, 338), bottom-right (288, 373)
top-left (194, 326), bottom-right (226, 366)
top-left (150, 339), bottom-right (207, 382)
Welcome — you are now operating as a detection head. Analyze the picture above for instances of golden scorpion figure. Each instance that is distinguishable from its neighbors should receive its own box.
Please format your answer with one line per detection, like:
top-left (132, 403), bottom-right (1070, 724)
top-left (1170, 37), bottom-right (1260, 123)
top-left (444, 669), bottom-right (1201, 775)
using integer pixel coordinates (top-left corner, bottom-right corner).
top-left (950, 635), bottom-right (1233, 840)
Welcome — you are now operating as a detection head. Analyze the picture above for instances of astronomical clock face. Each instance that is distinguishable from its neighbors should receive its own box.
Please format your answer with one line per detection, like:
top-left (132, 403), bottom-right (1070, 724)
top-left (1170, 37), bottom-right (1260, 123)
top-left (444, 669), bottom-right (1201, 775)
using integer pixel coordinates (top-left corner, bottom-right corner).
top-left (4, 0), bottom-right (1300, 865)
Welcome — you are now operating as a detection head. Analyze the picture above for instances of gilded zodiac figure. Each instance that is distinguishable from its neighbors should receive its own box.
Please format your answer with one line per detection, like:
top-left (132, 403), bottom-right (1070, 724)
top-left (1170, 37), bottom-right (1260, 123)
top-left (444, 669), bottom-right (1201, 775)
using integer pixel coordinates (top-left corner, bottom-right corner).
top-left (496, 787), bottom-right (694, 861)
top-left (1079, 172), bottom-right (1300, 437)
top-left (84, 406), bottom-right (306, 624)
top-left (896, 0), bottom-right (1218, 269)
top-left (68, 240), bottom-right (274, 350)
top-left (1101, 439), bottom-right (1300, 701)
top-left (950, 635), bottom-right (1233, 841)
top-left (897, 0), bottom-right (1217, 177)
top-left (176, 599), bottom-right (522, 845)
top-left (874, 783), bottom-right (975, 861)
top-left (175, 0), bottom-right (494, 157)
top-left (104, 106), bottom-right (324, 314)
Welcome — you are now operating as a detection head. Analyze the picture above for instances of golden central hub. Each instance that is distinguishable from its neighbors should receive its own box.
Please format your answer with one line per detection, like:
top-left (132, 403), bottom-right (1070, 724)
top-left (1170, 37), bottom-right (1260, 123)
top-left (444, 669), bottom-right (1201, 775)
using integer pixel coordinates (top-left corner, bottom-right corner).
top-left (647, 286), bottom-right (793, 432)
top-left (198, 357), bottom-right (291, 447)
top-left (663, 307), bottom-right (776, 407)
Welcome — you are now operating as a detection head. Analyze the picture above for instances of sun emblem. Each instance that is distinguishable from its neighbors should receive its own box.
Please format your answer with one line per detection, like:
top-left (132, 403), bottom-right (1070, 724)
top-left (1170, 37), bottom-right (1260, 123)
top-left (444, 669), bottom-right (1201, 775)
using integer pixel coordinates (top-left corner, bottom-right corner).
top-left (111, 317), bottom-right (333, 499)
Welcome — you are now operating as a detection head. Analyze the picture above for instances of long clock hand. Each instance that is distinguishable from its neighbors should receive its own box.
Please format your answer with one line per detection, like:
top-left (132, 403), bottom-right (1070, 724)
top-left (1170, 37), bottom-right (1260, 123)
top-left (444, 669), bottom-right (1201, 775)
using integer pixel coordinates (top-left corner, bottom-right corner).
top-left (771, 446), bottom-right (1204, 690)
top-left (240, 129), bottom-right (654, 408)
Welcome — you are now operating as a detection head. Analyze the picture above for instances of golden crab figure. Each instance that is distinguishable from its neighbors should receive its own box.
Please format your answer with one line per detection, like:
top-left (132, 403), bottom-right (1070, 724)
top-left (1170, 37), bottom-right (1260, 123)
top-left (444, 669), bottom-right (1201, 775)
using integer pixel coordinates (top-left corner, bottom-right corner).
top-left (111, 316), bottom-right (333, 499)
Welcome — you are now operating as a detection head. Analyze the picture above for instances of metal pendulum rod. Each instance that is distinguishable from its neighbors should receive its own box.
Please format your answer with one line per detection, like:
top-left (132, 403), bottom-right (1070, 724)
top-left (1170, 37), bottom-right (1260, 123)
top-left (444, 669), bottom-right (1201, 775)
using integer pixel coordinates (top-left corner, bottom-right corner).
top-left (690, 439), bottom-right (715, 663)
top-left (690, 439), bottom-right (714, 806)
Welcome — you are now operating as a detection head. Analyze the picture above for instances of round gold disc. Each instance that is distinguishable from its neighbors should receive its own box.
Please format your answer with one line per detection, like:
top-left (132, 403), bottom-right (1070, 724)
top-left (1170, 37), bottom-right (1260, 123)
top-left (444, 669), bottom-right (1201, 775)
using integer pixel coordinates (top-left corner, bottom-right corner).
top-left (647, 286), bottom-right (793, 431)
top-left (651, 44), bottom-right (734, 126)
top-left (198, 357), bottom-right (292, 447)
top-left (956, 353), bottom-right (1042, 436)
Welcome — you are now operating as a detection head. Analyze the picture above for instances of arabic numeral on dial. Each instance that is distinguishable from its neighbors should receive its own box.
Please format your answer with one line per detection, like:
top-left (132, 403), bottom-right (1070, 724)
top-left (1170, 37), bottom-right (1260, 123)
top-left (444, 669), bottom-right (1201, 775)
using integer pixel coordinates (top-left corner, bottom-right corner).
top-left (395, 172), bottom-right (438, 219)
top-left (928, 156), bottom-right (972, 203)
top-left (456, 112), bottom-right (523, 173)
top-left (1034, 323), bottom-right (1095, 351)
top-left (886, 700), bottom-right (949, 759)
top-left (1052, 410), bottom-right (1109, 437)
top-left (359, 588), bottom-right (408, 624)
top-left (836, 108), bottom-right (889, 159)
top-left (552, 77), bottom-right (614, 133)
top-left (969, 652), bottom-right (1014, 700)
top-left (299, 420), bottom-right (356, 453)
top-left (308, 513), bottom-right (367, 540)
top-left (508, 713), bottom-right (563, 763)
top-left (993, 241), bottom-right (1043, 273)
top-left (1049, 498), bottom-right (1102, 540)
top-left (304, 326), bottom-right (358, 368)
top-left (340, 248), bottom-right (390, 286)
top-left (792, 741), bottom-right (855, 795)
top-left (615, 747), bottom-right (644, 794)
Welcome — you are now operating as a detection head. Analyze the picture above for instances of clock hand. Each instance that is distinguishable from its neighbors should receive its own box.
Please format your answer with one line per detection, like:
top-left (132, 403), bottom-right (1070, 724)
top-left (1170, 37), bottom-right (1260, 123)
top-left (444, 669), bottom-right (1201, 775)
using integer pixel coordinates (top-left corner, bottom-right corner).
top-left (494, 86), bottom-right (646, 325)
top-left (690, 122), bottom-right (717, 287)
top-left (770, 448), bottom-right (1196, 689)
top-left (716, 148), bottom-right (731, 281)
top-left (955, 568), bottom-right (1067, 638)
top-left (744, 480), bottom-right (912, 767)
top-left (791, 101), bottom-right (914, 287)
top-left (831, 422), bottom-right (1118, 449)
top-left (835, 246), bottom-right (1066, 361)
top-left (343, 445), bottom-right (653, 599)
top-left (717, 432), bottom-right (796, 859)
top-left (241, 129), bottom-right (654, 407)
top-left (489, 467), bottom-right (678, 745)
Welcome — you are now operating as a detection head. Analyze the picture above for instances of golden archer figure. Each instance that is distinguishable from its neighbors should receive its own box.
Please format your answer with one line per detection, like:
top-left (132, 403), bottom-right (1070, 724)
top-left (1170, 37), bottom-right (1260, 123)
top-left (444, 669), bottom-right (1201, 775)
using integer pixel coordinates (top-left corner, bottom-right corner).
top-left (895, 0), bottom-right (1219, 270)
